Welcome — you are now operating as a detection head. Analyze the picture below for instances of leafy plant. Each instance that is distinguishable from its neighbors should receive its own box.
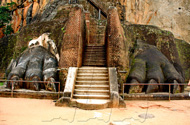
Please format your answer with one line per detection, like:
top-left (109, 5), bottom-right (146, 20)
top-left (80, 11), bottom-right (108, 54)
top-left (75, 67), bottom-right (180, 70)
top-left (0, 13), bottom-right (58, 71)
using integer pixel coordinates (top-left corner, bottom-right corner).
top-left (3, 24), bottom-right (14, 35)
top-left (61, 27), bottom-right (66, 33)
top-left (0, 82), bottom-right (4, 86)
top-left (0, 6), bottom-right (11, 27)
top-left (0, 2), bottom-right (16, 36)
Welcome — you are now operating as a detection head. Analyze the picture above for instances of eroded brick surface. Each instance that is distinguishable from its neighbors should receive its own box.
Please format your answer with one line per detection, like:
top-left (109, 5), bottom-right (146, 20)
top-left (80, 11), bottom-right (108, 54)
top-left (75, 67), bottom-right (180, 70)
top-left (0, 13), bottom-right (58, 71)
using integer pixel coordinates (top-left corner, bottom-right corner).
top-left (106, 7), bottom-right (129, 70)
top-left (59, 6), bottom-right (85, 68)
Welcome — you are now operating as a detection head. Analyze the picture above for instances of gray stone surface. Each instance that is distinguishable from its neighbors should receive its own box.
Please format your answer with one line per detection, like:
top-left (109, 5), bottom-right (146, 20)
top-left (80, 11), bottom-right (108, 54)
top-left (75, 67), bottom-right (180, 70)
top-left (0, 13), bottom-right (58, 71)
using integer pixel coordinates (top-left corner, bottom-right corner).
top-left (63, 67), bottom-right (78, 97)
top-left (109, 67), bottom-right (119, 107)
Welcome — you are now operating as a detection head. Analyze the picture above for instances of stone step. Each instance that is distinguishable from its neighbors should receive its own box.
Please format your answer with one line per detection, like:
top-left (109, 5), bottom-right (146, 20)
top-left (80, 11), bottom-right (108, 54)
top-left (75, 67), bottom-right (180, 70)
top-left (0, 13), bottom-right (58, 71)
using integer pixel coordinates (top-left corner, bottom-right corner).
top-left (85, 52), bottom-right (105, 54)
top-left (84, 52), bottom-right (105, 55)
top-left (85, 45), bottom-right (106, 49)
top-left (74, 99), bottom-right (110, 110)
top-left (84, 55), bottom-right (106, 57)
top-left (75, 81), bottom-right (109, 85)
top-left (76, 77), bottom-right (108, 81)
top-left (84, 58), bottom-right (106, 61)
top-left (86, 44), bottom-right (105, 46)
top-left (86, 45), bottom-right (105, 47)
top-left (75, 85), bottom-right (109, 90)
top-left (78, 69), bottom-right (108, 73)
top-left (83, 60), bottom-right (106, 63)
top-left (78, 66), bottom-right (108, 71)
top-left (84, 54), bottom-right (106, 57)
top-left (83, 59), bottom-right (106, 62)
top-left (84, 54), bottom-right (106, 58)
top-left (84, 51), bottom-right (105, 54)
top-left (84, 58), bottom-right (106, 60)
top-left (83, 63), bottom-right (106, 66)
top-left (85, 50), bottom-right (105, 52)
top-left (74, 89), bottom-right (109, 93)
top-left (74, 90), bottom-right (109, 95)
top-left (77, 73), bottom-right (108, 77)
top-left (85, 47), bottom-right (105, 49)
top-left (74, 99), bottom-right (110, 104)
top-left (79, 67), bottom-right (107, 69)
top-left (86, 47), bottom-right (105, 49)
top-left (86, 46), bottom-right (105, 48)
top-left (73, 94), bottom-right (110, 99)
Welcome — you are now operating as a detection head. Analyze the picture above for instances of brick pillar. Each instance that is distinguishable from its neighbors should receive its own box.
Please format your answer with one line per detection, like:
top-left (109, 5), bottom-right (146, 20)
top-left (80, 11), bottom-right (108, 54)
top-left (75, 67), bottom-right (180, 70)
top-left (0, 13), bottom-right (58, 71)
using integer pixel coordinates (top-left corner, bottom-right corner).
top-left (106, 7), bottom-right (128, 70)
top-left (59, 5), bottom-right (85, 68)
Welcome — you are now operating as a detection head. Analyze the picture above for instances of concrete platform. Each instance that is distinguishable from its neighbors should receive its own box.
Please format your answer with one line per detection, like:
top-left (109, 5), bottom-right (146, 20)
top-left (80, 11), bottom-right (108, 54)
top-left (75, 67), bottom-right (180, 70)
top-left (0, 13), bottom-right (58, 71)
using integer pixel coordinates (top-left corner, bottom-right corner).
top-left (122, 92), bottom-right (190, 100)
top-left (1, 86), bottom-right (189, 101)
top-left (0, 88), bottom-right (63, 100)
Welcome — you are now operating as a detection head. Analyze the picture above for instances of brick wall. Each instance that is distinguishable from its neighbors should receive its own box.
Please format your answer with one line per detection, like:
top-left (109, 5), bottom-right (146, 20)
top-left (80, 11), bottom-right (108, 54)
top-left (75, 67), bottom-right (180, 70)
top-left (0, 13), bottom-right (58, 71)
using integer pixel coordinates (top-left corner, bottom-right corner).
top-left (106, 7), bottom-right (129, 70)
top-left (59, 5), bottom-right (86, 68)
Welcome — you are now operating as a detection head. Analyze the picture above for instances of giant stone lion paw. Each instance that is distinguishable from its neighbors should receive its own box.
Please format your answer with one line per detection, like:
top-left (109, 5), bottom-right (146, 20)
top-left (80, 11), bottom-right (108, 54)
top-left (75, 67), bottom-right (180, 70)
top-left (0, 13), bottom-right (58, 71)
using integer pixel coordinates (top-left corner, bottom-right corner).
top-left (126, 42), bottom-right (184, 94)
top-left (6, 33), bottom-right (58, 91)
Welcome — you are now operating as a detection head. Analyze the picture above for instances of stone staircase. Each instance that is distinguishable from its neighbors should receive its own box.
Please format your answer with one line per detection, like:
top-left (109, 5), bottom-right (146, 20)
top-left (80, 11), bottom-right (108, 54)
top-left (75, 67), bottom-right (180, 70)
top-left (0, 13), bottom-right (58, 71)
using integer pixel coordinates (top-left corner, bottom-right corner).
top-left (71, 16), bottom-right (110, 108)
top-left (72, 67), bottom-right (111, 109)
top-left (87, 18), bottom-right (106, 45)
top-left (56, 2), bottom-right (126, 109)
top-left (83, 45), bottom-right (106, 67)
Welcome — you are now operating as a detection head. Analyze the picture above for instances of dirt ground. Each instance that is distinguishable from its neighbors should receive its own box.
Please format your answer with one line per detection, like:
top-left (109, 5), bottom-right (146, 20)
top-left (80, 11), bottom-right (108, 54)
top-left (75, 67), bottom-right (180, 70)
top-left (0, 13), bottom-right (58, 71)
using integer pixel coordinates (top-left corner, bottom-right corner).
top-left (0, 97), bottom-right (190, 125)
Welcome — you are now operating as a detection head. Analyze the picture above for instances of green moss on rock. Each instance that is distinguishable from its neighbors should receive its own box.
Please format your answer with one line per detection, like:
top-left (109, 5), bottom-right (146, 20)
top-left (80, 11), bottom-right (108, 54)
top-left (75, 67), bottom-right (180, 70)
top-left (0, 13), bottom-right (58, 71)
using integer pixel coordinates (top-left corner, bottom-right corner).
top-left (175, 39), bottom-right (190, 82)
top-left (123, 23), bottom-right (188, 81)
top-left (0, 34), bottom-right (17, 71)
top-left (0, 17), bottom-right (68, 72)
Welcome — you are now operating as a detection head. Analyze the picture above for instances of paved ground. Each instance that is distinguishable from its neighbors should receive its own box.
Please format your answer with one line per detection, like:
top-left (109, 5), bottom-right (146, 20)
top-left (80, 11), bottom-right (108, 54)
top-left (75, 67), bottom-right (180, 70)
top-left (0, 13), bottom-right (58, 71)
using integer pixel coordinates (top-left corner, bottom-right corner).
top-left (0, 97), bottom-right (190, 125)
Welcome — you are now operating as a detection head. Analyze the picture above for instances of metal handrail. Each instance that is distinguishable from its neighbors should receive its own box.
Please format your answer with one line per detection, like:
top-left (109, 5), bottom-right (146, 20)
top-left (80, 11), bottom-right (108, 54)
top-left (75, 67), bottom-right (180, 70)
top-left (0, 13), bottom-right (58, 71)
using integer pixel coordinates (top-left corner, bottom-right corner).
top-left (87, 0), bottom-right (107, 18)
top-left (122, 83), bottom-right (189, 101)
top-left (0, 79), bottom-right (61, 99)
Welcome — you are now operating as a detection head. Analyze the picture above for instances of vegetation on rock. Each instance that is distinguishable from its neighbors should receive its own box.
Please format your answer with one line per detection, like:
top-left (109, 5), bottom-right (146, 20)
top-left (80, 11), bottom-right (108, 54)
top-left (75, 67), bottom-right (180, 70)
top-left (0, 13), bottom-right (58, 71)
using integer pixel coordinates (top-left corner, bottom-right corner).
top-left (0, 2), bottom-right (15, 36)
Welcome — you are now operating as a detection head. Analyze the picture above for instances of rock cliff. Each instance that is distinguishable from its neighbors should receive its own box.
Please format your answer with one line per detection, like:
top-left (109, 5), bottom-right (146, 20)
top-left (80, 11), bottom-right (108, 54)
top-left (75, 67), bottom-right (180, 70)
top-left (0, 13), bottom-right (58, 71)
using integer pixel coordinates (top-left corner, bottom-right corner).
top-left (118, 0), bottom-right (190, 43)
top-left (1, 0), bottom-right (189, 43)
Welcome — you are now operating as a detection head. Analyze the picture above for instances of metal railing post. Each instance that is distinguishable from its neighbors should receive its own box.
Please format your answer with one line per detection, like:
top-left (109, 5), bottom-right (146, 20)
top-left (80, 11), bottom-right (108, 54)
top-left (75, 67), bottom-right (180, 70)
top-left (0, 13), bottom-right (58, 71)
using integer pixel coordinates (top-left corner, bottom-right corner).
top-left (169, 84), bottom-right (171, 101)
top-left (11, 82), bottom-right (14, 97)
top-left (123, 84), bottom-right (124, 100)
top-left (58, 82), bottom-right (60, 99)
top-left (98, 9), bottom-right (101, 20)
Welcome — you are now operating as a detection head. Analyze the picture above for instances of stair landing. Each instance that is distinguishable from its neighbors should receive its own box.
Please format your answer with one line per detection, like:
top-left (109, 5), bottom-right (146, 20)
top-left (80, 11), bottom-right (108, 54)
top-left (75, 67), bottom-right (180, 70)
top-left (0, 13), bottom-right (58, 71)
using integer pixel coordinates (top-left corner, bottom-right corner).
top-left (71, 99), bottom-right (110, 110)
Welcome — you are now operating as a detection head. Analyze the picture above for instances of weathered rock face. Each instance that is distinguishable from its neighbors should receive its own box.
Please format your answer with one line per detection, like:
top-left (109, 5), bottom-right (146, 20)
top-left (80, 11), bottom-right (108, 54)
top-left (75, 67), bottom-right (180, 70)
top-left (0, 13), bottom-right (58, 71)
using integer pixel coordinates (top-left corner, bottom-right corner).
top-left (118, 0), bottom-right (190, 43)
top-left (2, 0), bottom-right (189, 43)
top-left (0, 2), bottom-right (70, 70)
top-left (0, 0), bottom-right (66, 37)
